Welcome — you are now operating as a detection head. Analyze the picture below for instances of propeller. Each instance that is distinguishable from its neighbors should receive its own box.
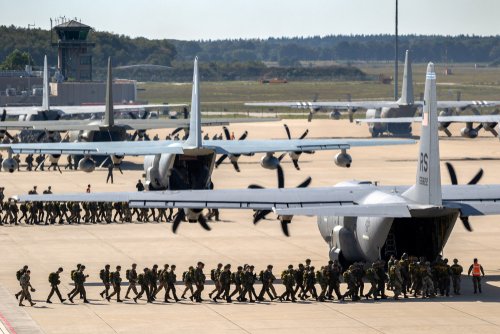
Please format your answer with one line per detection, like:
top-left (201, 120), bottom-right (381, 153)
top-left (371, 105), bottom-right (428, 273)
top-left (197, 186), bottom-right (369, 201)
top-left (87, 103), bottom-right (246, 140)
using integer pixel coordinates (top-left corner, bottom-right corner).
top-left (214, 126), bottom-right (249, 172)
top-left (278, 124), bottom-right (313, 170)
top-left (129, 111), bottom-right (150, 141)
top-left (0, 109), bottom-right (15, 141)
top-left (445, 162), bottom-right (484, 232)
top-left (249, 164), bottom-right (311, 236)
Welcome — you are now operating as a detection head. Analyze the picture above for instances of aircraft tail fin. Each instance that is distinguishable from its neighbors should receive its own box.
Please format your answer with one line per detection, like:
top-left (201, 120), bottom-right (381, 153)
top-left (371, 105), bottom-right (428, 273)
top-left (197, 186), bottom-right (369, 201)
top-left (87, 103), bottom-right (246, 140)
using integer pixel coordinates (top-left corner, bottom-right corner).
top-left (403, 63), bottom-right (442, 206)
top-left (103, 57), bottom-right (114, 127)
top-left (397, 50), bottom-right (414, 106)
top-left (185, 57), bottom-right (202, 148)
top-left (42, 55), bottom-right (50, 111)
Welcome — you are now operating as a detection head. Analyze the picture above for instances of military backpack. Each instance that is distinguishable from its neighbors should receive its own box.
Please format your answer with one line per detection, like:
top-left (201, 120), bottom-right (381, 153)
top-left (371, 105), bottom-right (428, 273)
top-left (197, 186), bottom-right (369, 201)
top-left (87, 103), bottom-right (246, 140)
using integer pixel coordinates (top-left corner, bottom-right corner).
top-left (126, 269), bottom-right (131, 281)
top-left (99, 269), bottom-right (106, 281)
top-left (71, 270), bottom-right (77, 282)
top-left (48, 272), bottom-right (58, 284)
top-left (138, 273), bottom-right (145, 285)
top-left (16, 269), bottom-right (23, 281)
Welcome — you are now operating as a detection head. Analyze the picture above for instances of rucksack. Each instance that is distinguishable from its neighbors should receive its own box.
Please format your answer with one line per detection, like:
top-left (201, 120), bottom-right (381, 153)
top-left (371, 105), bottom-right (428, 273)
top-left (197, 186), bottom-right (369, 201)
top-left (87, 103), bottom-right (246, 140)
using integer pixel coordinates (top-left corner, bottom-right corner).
top-left (71, 270), bottom-right (77, 281)
top-left (210, 269), bottom-right (216, 281)
top-left (16, 270), bottom-right (23, 281)
top-left (48, 273), bottom-right (57, 284)
top-left (109, 272), bottom-right (115, 282)
top-left (138, 273), bottom-right (145, 285)
top-left (281, 270), bottom-right (287, 280)
top-left (182, 271), bottom-right (188, 282)
top-left (126, 269), bottom-right (131, 281)
top-left (99, 269), bottom-right (106, 281)
top-left (258, 270), bottom-right (264, 282)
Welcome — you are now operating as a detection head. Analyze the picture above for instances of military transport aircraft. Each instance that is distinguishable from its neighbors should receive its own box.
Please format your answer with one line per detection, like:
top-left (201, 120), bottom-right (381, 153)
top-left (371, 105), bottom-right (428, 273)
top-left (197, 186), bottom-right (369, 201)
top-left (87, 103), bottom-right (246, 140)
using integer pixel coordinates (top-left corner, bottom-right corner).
top-left (2, 56), bottom-right (186, 122)
top-left (245, 51), bottom-right (500, 138)
top-left (1, 57), bottom-right (413, 231)
top-left (14, 63), bottom-right (500, 267)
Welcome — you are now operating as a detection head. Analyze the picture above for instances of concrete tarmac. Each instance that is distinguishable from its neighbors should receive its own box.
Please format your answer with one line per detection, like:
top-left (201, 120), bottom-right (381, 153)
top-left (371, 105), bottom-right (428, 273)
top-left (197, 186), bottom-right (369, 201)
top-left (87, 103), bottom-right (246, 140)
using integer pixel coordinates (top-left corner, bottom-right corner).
top-left (0, 119), bottom-right (500, 333)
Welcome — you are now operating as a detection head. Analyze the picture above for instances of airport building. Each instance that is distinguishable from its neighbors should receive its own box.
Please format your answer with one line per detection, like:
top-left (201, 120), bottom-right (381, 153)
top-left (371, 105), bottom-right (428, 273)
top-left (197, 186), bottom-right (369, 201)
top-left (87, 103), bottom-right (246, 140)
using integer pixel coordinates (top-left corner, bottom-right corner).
top-left (0, 19), bottom-right (136, 106)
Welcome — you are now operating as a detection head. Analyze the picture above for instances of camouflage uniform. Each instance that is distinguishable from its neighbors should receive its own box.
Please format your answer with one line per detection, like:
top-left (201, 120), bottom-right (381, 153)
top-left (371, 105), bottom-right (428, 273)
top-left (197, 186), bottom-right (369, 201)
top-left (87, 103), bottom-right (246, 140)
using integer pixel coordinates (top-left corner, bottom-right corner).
top-left (450, 259), bottom-right (463, 295)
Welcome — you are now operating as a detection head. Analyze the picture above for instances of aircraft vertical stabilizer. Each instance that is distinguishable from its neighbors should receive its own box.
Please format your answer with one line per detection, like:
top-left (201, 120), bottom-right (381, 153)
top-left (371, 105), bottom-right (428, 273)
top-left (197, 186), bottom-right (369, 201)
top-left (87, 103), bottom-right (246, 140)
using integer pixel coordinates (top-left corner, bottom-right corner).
top-left (42, 55), bottom-right (50, 111)
top-left (403, 63), bottom-right (442, 206)
top-left (103, 57), bottom-right (114, 127)
top-left (185, 57), bottom-right (202, 148)
top-left (397, 50), bottom-right (414, 106)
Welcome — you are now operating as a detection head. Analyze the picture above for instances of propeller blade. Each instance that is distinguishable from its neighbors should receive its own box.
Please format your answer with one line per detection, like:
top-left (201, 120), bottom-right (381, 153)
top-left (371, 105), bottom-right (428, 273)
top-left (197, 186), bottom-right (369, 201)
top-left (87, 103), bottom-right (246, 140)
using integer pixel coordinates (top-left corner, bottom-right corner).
top-left (238, 131), bottom-right (248, 140)
top-left (248, 184), bottom-right (264, 189)
top-left (222, 126), bottom-right (231, 140)
top-left (277, 165), bottom-right (285, 189)
top-left (5, 131), bottom-right (14, 140)
top-left (443, 128), bottom-right (452, 137)
top-left (253, 210), bottom-right (271, 224)
top-left (42, 111), bottom-right (48, 120)
top-left (128, 112), bottom-right (137, 119)
top-left (172, 210), bottom-right (185, 233)
top-left (197, 214), bottom-right (211, 231)
top-left (474, 124), bottom-right (483, 132)
top-left (283, 124), bottom-right (291, 140)
top-left (468, 168), bottom-right (484, 185)
top-left (445, 162), bottom-right (458, 185)
top-left (1, 109), bottom-right (6, 122)
top-left (215, 154), bottom-right (228, 168)
top-left (231, 161), bottom-right (240, 172)
top-left (280, 220), bottom-right (290, 237)
top-left (489, 128), bottom-right (499, 137)
top-left (292, 159), bottom-right (300, 170)
top-left (278, 152), bottom-right (287, 161)
top-left (171, 127), bottom-right (183, 136)
top-left (460, 216), bottom-right (473, 232)
top-left (131, 131), bottom-right (138, 141)
top-left (142, 111), bottom-right (149, 120)
top-left (299, 129), bottom-right (309, 140)
top-left (297, 176), bottom-right (312, 188)
top-left (144, 132), bottom-right (151, 141)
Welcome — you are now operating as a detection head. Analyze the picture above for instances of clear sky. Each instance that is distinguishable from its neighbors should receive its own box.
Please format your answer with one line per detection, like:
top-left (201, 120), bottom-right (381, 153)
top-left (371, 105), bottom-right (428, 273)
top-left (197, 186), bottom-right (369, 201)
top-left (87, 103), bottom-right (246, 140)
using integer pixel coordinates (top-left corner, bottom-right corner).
top-left (1, 0), bottom-right (499, 40)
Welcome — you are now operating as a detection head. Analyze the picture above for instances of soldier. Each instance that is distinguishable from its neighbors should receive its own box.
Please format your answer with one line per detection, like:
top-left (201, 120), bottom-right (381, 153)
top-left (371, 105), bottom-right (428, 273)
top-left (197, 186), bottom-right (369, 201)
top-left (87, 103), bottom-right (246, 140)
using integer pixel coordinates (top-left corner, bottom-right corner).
top-left (67, 264), bottom-right (81, 300)
top-left (303, 266), bottom-right (318, 300)
top-left (86, 184), bottom-right (91, 193)
top-left (165, 265), bottom-right (180, 303)
top-left (214, 264), bottom-right (231, 302)
top-left (387, 254), bottom-right (396, 290)
top-left (106, 163), bottom-right (114, 184)
top-left (389, 260), bottom-right (403, 300)
top-left (154, 264), bottom-right (169, 299)
top-left (125, 263), bottom-right (139, 299)
top-left (134, 268), bottom-right (152, 303)
top-left (421, 262), bottom-right (435, 299)
top-left (150, 264), bottom-right (159, 299)
top-left (107, 266), bottom-right (123, 302)
top-left (25, 154), bottom-right (34, 171)
top-left (450, 259), bottom-right (463, 295)
top-left (364, 263), bottom-right (380, 300)
top-left (69, 265), bottom-right (89, 304)
top-left (240, 265), bottom-right (257, 302)
top-left (293, 263), bottom-right (306, 299)
top-left (64, 155), bottom-right (73, 170)
top-left (468, 258), bottom-right (485, 294)
top-left (180, 266), bottom-right (195, 301)
top-left (19, 270), bottom-right (36, 307)
top-left (279, 265), bottom-right (296, 302)
top-left (136, 180), bottom-right (145, 192)
top-left (258, 265), bottom-right (276, 301)
top-left (375, 260), bottom-right (388, 299)
top-left (15, 265), bottom-right (29, 300)
top-left (99, 264), bottom-right (111, 299)
top-left (327, 260), bottom-right (343, 300)
top-left (230, 266), bottom-right (244, 301)
top-left (35, 154), bottom-right (45, 171)
top-left (28, 185), bottom-right (38, 195)
top-left (441, 258), bottom-right (452, 297)
top-left (400, 253), bottom-right (410, 298)
top-left (193, 262), bottom-right (206, 303)
top-left (47, 267), bottom-right (65, 304)
top-left (316, 266), bottom-right (328, 302)
top-left (342, 265), bottom-right (359, 301)
top-left (209, 263), bottom-right (223, 299)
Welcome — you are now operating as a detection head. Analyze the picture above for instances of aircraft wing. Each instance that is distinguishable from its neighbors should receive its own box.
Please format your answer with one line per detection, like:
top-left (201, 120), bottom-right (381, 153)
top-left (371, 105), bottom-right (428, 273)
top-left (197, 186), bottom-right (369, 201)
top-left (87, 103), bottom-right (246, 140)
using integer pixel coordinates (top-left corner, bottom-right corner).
top-left (442, 184), bottom-right (500, 216)
top-left (245, 101), bottom-right (400, 110)
top-left (0, 140), bottom-right (183, 155)
top-left (357, 115), bottom-right (500, 124)
top-left (203, 138), bottom-right (415, 155)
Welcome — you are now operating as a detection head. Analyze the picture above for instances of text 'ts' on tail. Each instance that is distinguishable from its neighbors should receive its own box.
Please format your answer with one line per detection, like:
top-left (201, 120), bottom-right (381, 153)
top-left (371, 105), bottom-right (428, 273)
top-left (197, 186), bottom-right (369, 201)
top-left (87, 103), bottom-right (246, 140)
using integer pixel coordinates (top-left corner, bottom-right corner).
top-left (403, 63), bottom-right (442, 206)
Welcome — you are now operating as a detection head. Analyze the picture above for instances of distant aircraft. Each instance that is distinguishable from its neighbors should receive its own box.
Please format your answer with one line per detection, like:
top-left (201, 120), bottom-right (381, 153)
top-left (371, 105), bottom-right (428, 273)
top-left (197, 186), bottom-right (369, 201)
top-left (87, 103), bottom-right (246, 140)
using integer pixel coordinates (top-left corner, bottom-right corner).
top-left (5, 57), bottom-right (414, 232)
top-left (245, 50), bottom-right (500, 138)
top-left (2, 56), bottom-right (186, 122)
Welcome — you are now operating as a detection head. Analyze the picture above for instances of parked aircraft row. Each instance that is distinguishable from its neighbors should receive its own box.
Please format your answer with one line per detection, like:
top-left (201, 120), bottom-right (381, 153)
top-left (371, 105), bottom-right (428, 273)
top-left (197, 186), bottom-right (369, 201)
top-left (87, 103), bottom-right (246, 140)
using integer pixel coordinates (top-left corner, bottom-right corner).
top-left (246, 50), bottom-right (500, 139)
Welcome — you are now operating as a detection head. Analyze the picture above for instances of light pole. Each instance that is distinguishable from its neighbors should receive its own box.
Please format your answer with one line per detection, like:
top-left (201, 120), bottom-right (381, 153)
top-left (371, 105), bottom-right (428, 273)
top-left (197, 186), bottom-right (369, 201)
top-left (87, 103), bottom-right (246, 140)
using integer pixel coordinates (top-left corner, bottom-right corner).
top-left (27, 23), bottom-right (36, 95)
top-left (394, 0), bottom-right (398, 101)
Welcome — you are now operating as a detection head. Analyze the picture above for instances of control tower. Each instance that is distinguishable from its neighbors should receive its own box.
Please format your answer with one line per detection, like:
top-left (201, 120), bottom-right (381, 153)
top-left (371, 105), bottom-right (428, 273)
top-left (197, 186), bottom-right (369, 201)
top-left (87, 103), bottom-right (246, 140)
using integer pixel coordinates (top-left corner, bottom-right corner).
top-left (51, 19), bottom-right (95, 81)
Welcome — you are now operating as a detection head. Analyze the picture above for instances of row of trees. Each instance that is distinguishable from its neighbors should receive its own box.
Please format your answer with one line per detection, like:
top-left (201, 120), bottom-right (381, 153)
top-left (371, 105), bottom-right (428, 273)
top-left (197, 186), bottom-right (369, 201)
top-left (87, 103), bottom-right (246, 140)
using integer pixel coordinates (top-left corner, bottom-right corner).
top-left (172, 35), bottom-right (500, 64)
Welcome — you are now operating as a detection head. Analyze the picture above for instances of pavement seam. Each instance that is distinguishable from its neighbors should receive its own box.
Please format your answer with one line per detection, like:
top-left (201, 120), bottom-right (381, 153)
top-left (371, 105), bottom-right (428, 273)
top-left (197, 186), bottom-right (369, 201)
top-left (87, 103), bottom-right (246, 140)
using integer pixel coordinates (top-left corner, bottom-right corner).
top-left (439, 302), bottom-right (500, 327)
top-left (202, 304), bottom-right (251, 334)
top-left (319, 302), bottom-right (385, 334)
